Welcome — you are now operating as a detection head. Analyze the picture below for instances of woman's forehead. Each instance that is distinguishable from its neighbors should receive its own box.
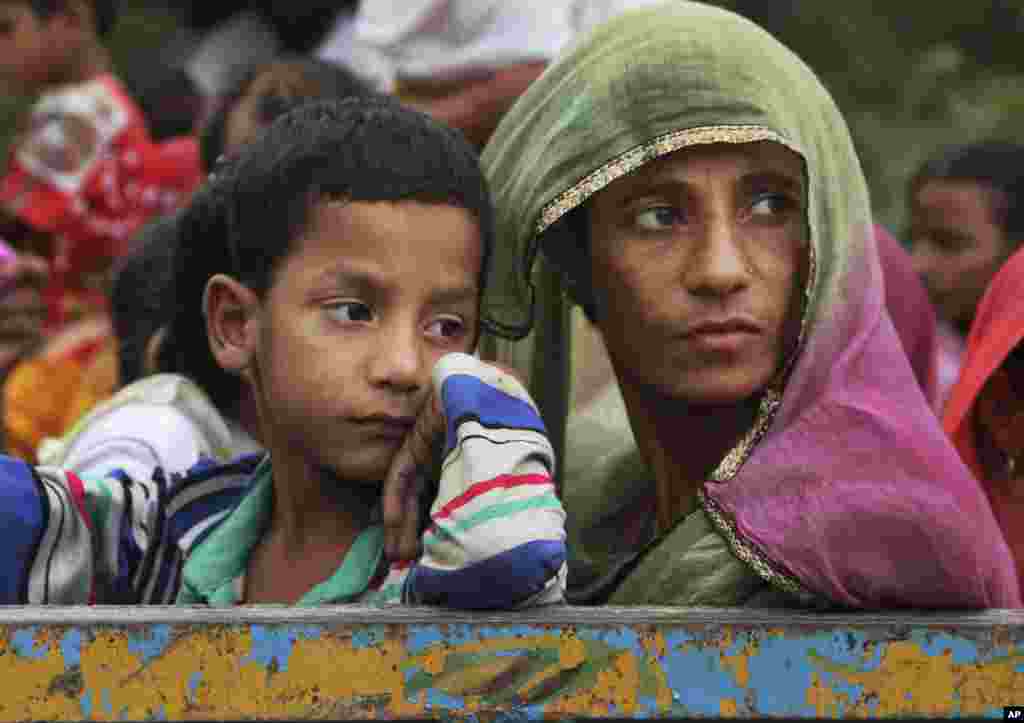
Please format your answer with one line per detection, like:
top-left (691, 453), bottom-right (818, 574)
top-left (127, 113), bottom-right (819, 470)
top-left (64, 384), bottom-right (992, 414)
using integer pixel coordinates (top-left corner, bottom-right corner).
top-left (594, 141), bottom-right (806, 197)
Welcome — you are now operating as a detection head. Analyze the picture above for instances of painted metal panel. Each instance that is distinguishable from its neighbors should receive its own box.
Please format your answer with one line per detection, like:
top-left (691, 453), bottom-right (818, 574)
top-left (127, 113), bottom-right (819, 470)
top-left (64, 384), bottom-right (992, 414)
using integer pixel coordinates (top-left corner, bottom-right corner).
top-left (0, 606), bottom-right (1021, 720)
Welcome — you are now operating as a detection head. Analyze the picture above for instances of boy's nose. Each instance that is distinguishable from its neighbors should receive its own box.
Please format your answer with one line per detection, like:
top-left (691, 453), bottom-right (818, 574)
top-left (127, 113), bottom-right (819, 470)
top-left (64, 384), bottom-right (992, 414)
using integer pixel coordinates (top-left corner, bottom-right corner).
top-left (368, 323), bottom-right (425, 393)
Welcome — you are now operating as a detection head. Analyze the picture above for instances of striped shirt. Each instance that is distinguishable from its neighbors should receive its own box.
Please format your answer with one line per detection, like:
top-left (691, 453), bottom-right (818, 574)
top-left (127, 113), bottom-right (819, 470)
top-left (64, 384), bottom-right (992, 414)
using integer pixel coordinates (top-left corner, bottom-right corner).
top-left (0, 353), bottom-right (567, 607)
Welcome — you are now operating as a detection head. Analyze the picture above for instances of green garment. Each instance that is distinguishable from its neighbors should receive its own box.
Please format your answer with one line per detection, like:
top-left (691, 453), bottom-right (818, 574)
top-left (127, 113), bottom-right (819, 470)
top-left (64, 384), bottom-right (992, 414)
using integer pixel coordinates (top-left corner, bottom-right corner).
top-left (177, 458), bottom-right (387, 606)
top-left (480, 0), bottom-right (872, 606)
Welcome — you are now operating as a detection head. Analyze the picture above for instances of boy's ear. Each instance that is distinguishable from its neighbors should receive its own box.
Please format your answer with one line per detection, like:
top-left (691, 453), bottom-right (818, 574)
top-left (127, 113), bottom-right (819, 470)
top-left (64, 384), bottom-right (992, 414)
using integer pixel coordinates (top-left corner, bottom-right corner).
top-left (203, 274), bottom-right (261, 376)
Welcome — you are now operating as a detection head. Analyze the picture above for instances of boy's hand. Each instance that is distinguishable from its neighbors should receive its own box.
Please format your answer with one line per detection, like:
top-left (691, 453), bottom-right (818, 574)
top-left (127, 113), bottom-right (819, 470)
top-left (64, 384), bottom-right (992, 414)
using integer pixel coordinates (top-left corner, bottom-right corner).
top-left (381, 355), bottom-right (528, 562)
top-left (382, 386), bottom-right (444, 562)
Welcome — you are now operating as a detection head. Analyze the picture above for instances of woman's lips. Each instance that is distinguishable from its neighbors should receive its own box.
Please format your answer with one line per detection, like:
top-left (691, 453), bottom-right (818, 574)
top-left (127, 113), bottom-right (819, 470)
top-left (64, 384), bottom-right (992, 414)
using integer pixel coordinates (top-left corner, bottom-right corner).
top-left (682, 317), bottom-right (763, 353)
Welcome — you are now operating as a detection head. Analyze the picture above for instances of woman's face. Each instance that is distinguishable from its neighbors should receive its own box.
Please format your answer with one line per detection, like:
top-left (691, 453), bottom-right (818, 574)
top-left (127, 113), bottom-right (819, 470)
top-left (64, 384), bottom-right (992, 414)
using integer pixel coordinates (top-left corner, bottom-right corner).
top-left (587, 141), bottom-right (808, 406)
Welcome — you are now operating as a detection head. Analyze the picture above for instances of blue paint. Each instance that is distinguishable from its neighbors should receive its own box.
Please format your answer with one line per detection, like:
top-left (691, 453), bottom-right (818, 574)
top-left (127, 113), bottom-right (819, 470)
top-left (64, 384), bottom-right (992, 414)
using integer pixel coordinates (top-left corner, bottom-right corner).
top-left (79, 689), bottom-right (93, 719)
top-left (350, 626), bottom-right (387, 649)
top-left (188, 671), bottom-right (203, 701)
top-left (636, 695), bottom-right (663, 718)
top-left (405, 625), bottom-right (445, 655)
top-left (102, 687), bottom-right (113, 715)
top-left (426, 688), bottom-right (468, 712)
top-left (404, 623), bottom-right (553, 655)
top-left (243, 625), bottom-right (322, 672)
top-left (738, 635), bottom-right (818, 716)
top-left (60, 628), bottom-right (82, 667)
top-left (127, 624), bottom-right (172, 664)
top-left (10, 627), bottom-right (48, 659)
top-left (657, 629), bottom-right (746, 716)
top-left (914, 631), bottom-right (981, 665)
top-left (578, 625), bottom-right (640, 651)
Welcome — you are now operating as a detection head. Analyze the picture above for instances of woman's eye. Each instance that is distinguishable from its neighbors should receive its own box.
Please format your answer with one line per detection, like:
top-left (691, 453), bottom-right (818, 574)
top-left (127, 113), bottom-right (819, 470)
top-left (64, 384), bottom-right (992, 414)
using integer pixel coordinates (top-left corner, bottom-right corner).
top-left (426, 316), bottom-right (466, 340)
top-left (634, 206), bottom-right (683, 230)
top-left (326, 301), bottom-right (374, 323)
top-left (750, 193), bottom-right (793, 217)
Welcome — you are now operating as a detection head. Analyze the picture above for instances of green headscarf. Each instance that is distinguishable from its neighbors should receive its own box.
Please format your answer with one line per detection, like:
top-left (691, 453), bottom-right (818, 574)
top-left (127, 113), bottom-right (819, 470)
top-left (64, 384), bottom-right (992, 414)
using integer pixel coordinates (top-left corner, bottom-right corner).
top-left (478, 0), bottom-right (870, 478)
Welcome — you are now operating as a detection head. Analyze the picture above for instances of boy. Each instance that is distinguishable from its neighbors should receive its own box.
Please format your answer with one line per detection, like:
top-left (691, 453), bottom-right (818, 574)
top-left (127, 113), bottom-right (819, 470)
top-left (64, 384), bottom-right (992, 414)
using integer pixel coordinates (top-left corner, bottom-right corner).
top-left (0, 97), bottom-right (566, 607)
top-left (0, 0), bottom-right (201, 329)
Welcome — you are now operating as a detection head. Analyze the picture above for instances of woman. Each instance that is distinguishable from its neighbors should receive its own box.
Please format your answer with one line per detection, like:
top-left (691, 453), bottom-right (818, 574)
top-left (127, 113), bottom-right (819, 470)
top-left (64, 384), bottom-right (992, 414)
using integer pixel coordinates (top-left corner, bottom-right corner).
top-left (480, 1), bottom-right (1019, 607)
top-left (943, 247), bottom-right (1024, 598)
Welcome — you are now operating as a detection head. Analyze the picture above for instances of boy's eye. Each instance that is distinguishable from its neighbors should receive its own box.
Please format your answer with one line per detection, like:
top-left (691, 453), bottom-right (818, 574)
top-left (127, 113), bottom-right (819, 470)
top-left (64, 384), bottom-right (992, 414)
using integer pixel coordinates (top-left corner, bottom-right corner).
top-left (426, 316), bottom-right (466, 340)
top-left (633, 206), bottom-right (684, 230)
top-left (326, 301), bottom-right (374, 323)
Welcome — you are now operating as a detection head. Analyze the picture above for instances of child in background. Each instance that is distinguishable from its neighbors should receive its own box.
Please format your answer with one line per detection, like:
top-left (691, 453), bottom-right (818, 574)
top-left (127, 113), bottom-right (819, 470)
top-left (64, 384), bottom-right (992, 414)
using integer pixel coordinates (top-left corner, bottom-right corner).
top-left (0, 0), bottom-right (201, 329)
top-left (0, 97), bottom-right (566, 608)
top-left (199, 55), bottom-right (373, 171)
top-left (35, 210), bottom-right (261, 482)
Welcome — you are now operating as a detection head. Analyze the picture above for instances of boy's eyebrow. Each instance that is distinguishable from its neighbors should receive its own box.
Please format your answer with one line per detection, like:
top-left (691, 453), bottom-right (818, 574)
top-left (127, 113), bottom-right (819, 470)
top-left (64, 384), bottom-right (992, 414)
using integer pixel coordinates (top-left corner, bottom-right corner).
top-left (314, 268), bottom-right (478, 305)
top-left (427, 284), bottom-right (480, 307)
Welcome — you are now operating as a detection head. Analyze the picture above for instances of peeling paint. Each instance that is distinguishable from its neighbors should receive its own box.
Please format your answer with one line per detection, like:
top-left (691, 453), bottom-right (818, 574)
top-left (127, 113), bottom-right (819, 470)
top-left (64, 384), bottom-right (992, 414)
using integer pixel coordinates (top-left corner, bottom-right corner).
top-left (0, 614), bottom-right (1019, 719)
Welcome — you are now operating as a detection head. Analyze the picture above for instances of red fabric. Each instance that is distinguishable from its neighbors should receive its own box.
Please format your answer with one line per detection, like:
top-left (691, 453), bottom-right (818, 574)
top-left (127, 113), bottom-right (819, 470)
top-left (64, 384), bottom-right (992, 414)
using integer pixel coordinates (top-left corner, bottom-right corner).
top-left (0, 74), bottom-right (201, 328)
top-left (943, 246), bottom-right (1024, 598)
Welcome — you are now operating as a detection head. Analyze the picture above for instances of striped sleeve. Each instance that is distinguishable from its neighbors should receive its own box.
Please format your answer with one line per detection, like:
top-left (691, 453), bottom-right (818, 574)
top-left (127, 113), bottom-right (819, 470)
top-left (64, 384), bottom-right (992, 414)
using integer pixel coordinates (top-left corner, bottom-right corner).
top-left (0, 453), bottom-right (260, 604)
top-left (0, 457), bottom-right (94, 604)
top-left (403, 353), bottom-right (567, 609)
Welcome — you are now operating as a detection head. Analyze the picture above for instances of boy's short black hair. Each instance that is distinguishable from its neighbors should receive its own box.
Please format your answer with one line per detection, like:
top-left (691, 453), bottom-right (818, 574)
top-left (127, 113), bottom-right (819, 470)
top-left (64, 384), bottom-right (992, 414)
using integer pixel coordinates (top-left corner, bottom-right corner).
top-left (161, 96), bottom-right (494, 414)
top-left (110, 213), bottom-right (179, 385)
top-left (199, 56), bottom-right (374, 173)
top-left (911, 140), bottom-right (1024, 244)
top-left (28, 0), bottom-right (118, 36)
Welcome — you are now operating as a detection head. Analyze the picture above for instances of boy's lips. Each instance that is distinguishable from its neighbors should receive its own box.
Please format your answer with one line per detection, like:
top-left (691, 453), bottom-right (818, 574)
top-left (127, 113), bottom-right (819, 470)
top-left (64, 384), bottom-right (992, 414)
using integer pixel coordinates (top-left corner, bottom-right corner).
top-left (358, 414), bottom-right (416, 440)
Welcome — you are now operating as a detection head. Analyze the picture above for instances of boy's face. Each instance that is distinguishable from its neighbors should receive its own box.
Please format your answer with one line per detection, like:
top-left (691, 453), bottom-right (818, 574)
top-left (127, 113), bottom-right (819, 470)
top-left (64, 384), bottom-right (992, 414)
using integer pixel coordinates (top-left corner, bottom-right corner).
top-left (0, 3), bottom-right (65, 96)
top-left (254, 199), bottom-right (482, 485)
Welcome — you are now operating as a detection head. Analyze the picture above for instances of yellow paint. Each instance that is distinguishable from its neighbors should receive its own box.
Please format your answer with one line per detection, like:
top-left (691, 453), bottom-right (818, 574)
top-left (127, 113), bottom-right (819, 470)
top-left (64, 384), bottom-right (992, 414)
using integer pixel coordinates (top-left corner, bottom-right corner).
top-left (639, 634), bottom-right (673, 712)
top-left (805, 671), bottom-right (849, 718)
top-left (640, 630), bottom-right (667, 660)
top-left (720, 640), bottom-right (753, 689)
top-left (809, 640), bottom-right (1024, 718)
top-left (719, 697), bottom-right (738, 717)
top-left (558, 633), bottom-right (587, 671)
top-left (421, 644), bottom-right (447, 675)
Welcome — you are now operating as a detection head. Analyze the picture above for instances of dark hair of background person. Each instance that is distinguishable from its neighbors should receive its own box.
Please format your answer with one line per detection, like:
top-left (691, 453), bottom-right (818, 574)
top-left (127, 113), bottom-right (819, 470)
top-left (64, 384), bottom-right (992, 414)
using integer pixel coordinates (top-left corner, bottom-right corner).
top-left (198, 55), bottom-right (374, 173)
top-left (128, 65), bottom-right (204, 141)
top-left (109, 213), bottom-right (179, 386)
top-left (27, 0), bottom-right (119, 36)
top-left (910, 140), bottom-right (1024, 244)
top-left (160, 96), bottom-right (495, 414)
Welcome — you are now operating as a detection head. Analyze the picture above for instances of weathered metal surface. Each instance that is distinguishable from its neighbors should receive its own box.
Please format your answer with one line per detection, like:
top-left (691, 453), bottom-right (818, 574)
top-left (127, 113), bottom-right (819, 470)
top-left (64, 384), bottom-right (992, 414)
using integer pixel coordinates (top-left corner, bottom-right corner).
top-left (0, 606), bottom-right (1021, 720)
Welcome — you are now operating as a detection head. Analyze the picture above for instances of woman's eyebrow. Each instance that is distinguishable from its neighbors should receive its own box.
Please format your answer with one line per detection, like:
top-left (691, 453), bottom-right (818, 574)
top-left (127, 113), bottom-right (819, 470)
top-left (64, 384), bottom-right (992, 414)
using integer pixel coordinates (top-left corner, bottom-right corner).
top-left (741, 171), bottom-right (804, 195)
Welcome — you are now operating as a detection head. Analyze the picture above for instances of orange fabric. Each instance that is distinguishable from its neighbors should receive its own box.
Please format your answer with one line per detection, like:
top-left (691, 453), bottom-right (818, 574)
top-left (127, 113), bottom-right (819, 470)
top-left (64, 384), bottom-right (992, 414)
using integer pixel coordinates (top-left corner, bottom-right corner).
top-left (943, 246), bottom-right (1024, 597)
top-left (2, 317), bottom-right (115, 462)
